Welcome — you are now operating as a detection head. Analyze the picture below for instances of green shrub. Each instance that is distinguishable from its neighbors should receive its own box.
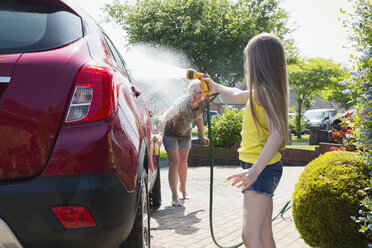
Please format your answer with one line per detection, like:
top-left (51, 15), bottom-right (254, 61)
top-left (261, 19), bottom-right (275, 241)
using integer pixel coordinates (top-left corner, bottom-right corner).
top-left (206, 108), bottom-right (243, 148)
top-left (292, 151), bottom-right (370, 248)
top-left (159, 150), bottom-right (168, 160)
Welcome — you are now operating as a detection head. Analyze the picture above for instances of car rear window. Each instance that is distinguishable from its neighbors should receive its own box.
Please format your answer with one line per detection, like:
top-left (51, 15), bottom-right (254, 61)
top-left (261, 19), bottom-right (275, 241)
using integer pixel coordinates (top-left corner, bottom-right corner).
top-left (0, 2), bottom-right (83, 54)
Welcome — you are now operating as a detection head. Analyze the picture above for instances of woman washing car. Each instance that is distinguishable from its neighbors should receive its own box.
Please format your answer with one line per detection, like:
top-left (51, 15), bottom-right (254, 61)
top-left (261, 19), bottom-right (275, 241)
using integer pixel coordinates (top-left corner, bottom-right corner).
top-left (158, 80), bottom-right (210, 206)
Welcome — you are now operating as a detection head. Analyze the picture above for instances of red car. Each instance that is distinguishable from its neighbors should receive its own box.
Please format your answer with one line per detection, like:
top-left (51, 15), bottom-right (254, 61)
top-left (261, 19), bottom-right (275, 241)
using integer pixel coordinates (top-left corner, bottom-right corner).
top-left (0, 0), bottom-right (161, 247)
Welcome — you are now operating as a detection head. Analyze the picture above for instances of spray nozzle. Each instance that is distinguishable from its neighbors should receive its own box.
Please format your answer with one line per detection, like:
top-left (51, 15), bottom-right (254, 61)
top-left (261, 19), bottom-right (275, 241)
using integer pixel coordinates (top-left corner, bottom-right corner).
top-left (186, 69), bottom-right (211, 99)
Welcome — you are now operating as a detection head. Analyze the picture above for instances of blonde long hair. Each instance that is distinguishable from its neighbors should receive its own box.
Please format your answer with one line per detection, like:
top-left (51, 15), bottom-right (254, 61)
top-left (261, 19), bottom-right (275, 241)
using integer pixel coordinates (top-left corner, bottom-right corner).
top-left (244, 33), bottom-right (289, 149)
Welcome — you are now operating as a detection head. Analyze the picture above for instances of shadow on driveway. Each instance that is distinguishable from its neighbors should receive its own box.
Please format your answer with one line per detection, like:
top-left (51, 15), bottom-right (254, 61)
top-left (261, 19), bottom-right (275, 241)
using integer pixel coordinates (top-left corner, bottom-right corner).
top-left (151, 205), bottom-right (204, 235)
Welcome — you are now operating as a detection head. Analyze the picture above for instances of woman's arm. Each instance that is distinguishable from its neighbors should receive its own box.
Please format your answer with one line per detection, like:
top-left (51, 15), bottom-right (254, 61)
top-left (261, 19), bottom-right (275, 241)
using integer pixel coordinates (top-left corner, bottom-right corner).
top-left (157, 104), bottom-right (179, 140)
top-left (195, 114), bottom-right (210, 146)
top-left (203, 78), bottom-right (249, 102)
top-left (227, 108), bottom-right (283, 189)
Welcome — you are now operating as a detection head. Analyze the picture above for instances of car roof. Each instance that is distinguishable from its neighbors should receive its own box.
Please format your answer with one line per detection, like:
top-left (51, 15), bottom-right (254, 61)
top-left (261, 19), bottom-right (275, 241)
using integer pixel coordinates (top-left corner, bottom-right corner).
top-left (57, 0), bottom-right (107, 35)
top-left (305, 109), bottom-right (335, 112)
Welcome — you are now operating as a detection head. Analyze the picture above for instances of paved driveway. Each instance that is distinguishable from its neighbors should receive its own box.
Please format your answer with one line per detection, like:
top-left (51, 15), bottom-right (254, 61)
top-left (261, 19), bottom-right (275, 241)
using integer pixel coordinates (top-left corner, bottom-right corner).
top-left (150, 162), bottom-right (310, 248)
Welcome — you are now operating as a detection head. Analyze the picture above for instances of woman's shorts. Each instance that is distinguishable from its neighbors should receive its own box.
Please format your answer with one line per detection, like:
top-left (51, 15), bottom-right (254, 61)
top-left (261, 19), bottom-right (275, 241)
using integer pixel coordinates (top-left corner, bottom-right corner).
top-left (240, 160), bottom-right (283, 196)
top-left (163, 135), bottom-right (191, 151)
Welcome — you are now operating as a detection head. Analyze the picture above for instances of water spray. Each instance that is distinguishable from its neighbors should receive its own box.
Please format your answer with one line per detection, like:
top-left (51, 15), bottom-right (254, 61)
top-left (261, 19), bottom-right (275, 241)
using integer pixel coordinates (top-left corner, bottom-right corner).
top-left (186, 69), bottom-right (291, 248)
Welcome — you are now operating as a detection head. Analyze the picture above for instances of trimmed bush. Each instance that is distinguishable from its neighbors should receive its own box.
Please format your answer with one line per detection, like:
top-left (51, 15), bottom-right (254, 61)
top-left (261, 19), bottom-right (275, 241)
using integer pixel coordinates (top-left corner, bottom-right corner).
top-left (206, 108), bottom-right (243, 148)
top-left (292, 151), bottom-right (370, 248)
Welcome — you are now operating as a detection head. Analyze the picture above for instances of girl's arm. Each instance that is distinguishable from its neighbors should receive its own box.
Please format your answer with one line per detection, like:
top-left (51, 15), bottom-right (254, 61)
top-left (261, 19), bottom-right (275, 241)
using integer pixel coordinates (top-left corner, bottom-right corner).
top-left (227, 108), bottom-right (283, 189)
top-left (203, 78), bottom-right (249, 102)
top-left (194, 114), bottom-right (210, 147)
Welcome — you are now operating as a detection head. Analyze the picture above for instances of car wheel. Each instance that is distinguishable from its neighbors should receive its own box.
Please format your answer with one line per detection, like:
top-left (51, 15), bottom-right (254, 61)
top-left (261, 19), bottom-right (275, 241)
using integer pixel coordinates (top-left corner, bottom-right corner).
top-left (150, 169), bottom-right (161, 211)
top-left (123, 169), bottom-right (150, 248)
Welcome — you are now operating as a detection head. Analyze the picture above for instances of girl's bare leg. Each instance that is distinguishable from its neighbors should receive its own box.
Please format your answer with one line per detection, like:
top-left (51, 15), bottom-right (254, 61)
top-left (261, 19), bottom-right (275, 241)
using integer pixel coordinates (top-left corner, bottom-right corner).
top-left (167, 149), bottom-right (181, 206)
top-left (242, 190), bottom-right (273, 248)
top-left (262, 197), bottom-right (275, 248)
top-left (178, 149), bottom-right (190, 199)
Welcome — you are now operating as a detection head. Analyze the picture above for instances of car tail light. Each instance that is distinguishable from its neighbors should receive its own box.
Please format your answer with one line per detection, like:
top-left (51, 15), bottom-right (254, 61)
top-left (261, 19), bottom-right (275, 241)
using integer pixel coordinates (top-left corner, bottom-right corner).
top-left (52, 206), bottom-right (96, 229)
top-left (65, 64), bottom-right (118, 124)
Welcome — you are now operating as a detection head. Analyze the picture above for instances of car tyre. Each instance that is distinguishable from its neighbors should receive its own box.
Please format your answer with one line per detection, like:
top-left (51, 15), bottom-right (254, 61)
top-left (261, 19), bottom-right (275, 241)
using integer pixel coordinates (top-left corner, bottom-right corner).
top-left (122, 169), bottom-right (150, 248)
top-left (150, 169), bottom-right (161, 211)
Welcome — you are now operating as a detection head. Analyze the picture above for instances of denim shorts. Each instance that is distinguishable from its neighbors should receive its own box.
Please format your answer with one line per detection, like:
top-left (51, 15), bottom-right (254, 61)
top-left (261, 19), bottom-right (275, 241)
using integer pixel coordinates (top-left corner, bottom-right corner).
top-left (163, 135), bottom-right (191, 151)
top-left (240, 160), bottom-right (283, 196)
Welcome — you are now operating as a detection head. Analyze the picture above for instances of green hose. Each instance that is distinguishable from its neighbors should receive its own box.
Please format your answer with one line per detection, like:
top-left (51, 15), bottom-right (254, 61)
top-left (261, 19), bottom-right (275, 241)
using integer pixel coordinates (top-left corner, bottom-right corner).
top-left (205, 100), bottom-right (291, 248)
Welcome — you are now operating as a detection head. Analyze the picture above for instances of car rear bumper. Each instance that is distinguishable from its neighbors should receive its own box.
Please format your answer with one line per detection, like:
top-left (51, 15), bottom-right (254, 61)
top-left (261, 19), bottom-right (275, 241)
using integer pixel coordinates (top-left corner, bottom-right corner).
top-left (0, 218), bottom-right (22, 248)
top-left (0, 172), bottom-right (138, 248)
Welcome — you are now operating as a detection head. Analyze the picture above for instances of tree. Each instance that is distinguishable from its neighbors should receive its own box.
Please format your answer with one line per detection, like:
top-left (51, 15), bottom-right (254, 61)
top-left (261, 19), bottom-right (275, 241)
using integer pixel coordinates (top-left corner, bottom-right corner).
top-left (320, 78), bottom-right (355, 110)
top-left (103, 0), bottom-right (293, 84)
top-left (288, 58), bottom-right (345, 137)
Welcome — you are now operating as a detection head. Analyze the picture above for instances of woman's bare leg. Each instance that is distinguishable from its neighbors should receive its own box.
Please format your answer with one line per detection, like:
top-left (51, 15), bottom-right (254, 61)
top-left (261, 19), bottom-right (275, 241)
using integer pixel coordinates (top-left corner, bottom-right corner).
top-left (167, 149), bottom-right (181, 206)
top-left (178, 149), bottom-right (190, 199)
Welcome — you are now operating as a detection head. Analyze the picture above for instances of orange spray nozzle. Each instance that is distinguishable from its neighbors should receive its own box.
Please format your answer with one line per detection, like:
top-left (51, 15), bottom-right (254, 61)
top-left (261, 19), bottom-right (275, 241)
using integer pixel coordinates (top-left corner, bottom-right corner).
top-left (186, 69), bottom-right (211, 99)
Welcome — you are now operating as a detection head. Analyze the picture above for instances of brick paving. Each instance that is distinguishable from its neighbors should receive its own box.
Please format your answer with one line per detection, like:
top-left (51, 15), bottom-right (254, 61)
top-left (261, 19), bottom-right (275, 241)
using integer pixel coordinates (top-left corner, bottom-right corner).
top-left (150, 161), bottom-right (310, 248)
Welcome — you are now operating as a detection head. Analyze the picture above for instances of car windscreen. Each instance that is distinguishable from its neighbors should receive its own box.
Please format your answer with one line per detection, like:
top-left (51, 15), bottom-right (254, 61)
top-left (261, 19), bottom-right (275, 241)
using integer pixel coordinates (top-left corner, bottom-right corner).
top-left (0, 2), bottom-right (83, 54)
top-left (304, 111), bottom-right (325, 120)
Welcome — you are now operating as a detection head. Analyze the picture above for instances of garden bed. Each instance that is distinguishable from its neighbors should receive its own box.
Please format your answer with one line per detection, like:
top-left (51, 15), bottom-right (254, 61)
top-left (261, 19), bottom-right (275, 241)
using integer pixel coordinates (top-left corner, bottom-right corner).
top-left (188, 140), bottom-right (342, 166)
top-left (188, 140), bottom-right (240, 166)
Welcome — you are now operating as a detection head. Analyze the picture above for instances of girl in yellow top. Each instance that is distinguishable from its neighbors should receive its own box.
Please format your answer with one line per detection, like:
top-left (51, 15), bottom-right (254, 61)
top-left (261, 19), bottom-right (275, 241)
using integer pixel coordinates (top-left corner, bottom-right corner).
top-left (204, 33), bottom-right (288, 248)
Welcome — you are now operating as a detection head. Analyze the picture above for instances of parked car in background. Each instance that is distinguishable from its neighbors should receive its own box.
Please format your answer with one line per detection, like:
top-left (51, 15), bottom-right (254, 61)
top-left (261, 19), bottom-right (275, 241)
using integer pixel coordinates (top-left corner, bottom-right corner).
top-left (303, 109), bottom-right (337, 131)
top-left (0, 0), bottom-right (161, 247)
top-left (328, 110), bottom-right (356, 143)
top-left (203, 110), bottom-right (220, 125)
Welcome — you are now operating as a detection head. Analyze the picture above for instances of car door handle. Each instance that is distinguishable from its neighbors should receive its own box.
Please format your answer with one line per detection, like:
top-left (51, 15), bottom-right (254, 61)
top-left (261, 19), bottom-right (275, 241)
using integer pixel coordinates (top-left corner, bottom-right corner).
top-left (131, 86), bottom-right (141, 97)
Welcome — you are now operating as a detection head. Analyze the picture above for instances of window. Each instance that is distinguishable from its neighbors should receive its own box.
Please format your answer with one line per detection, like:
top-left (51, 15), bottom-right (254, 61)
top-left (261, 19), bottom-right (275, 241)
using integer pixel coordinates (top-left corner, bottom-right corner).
top-left (103, 35), bottom-right (131, 80)
top-left (0, 1), bottom-right (83, 54)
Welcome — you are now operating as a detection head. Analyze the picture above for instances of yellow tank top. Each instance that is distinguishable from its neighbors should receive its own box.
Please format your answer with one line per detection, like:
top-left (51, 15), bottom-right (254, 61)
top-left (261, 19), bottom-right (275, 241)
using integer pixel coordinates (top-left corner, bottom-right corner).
top-left (238, 97), bottom-right (281, 164)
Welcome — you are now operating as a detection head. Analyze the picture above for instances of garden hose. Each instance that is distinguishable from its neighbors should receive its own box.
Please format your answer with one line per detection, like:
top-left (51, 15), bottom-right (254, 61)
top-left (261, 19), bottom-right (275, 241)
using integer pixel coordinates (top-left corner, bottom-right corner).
top-left (205, 100), bottom-right (292, 248)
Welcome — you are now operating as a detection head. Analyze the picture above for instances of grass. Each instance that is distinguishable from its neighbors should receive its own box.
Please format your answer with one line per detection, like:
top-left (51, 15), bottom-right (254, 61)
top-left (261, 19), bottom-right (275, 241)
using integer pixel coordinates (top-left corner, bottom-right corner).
top-left (287, 145), bottom-right (317, 150)
top-left (291, 134), bottom-right (310, 143)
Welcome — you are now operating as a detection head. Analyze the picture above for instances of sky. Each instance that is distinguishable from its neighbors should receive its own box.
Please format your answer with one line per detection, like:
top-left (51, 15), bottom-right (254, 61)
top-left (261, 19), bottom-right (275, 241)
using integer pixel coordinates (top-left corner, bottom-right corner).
top-left (74, 0), bottom-right (356, 65)
top-left (280, 0), bottom-right (355, 64)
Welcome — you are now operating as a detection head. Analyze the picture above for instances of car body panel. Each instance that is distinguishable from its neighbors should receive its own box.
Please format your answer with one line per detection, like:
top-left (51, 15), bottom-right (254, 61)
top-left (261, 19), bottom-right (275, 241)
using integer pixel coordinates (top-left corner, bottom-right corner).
top-left (0, 173), bottom-right (137, 248)
top-left (43, 108), bottom-right (140, 192)
top-left (0, 54), bottom-right (21, 110)
top-left (0, 54), bottom-right (21, 77)
top-left (0, 0), bottom-right (160, 247)
top-left (0, 39), bottom-right (91, 181)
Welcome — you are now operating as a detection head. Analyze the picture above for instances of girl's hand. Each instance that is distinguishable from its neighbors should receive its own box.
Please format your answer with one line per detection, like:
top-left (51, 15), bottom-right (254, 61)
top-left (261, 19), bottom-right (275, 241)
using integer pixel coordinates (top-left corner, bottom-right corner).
top-left (202, 78), bottom-right (217, 92)
top-left (227, 169), bottom-right (259, 190)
